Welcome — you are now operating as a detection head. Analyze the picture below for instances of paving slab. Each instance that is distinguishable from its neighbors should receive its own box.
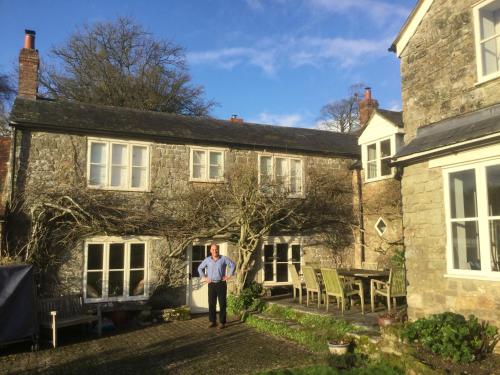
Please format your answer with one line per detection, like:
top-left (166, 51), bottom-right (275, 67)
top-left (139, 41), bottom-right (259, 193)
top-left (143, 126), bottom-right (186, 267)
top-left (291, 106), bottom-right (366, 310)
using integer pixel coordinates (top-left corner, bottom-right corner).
top-left (0, 315), bottom-right (320, 375)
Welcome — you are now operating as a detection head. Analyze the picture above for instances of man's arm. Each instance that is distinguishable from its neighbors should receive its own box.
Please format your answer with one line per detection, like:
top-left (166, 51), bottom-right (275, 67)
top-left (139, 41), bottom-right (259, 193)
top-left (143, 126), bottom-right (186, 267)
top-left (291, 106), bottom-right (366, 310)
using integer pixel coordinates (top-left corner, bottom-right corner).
top-left (223, 257), bottom-right (236, 280)
top-left (197, 258), bottom-right (208, 279)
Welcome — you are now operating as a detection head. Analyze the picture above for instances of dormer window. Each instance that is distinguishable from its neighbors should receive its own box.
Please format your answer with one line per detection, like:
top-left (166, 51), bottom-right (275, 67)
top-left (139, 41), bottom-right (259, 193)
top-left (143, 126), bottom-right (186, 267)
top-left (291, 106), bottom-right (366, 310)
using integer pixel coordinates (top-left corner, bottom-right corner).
top-left (364, 138), bottom-right (393, 181)
top-left (474, 0), bottom-right (500, 83)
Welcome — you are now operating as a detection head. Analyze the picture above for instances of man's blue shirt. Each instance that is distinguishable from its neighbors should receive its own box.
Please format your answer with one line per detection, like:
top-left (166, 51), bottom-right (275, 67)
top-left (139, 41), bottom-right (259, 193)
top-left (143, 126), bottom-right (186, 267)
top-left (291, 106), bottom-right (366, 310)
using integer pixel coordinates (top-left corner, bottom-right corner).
top-left (197, 255), bottom-right (235, 281)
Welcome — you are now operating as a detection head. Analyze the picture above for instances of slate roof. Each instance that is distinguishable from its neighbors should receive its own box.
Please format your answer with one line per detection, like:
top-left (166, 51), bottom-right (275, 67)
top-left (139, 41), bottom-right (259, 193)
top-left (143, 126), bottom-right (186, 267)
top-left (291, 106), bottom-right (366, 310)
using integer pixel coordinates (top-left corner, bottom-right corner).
top-left (376, 109), bottom-right (403, 128)
top-left (10, 98), bottom-right (360, 158)
top-left (395, 103), bottom-right (500, 160)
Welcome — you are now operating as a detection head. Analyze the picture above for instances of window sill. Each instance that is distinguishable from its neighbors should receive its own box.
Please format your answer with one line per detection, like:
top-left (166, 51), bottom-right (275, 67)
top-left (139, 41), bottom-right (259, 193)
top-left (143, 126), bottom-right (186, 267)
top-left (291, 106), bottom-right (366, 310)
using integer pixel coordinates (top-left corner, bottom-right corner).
top-left (87, 185), bottom-right (151, 193)
top-left (444, 273), bottom-right (500, 282)
top-left (189, 178), bottom-right (225, 184)
top-left (475, 71), bottom-right (500, 87)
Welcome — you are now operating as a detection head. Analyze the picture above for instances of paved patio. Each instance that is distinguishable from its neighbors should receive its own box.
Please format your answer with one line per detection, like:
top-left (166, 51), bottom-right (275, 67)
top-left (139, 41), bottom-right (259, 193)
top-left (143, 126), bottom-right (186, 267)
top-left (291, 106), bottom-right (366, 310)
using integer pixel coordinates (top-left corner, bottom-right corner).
top-left (0, 314), bottom-right (321, 375)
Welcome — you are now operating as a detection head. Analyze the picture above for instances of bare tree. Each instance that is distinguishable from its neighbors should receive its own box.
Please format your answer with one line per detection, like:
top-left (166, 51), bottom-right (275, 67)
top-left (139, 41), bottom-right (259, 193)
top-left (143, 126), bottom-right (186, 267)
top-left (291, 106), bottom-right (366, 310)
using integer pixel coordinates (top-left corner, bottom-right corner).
top-left (0, 73), bottom-right (15, 135)
top-left (317, 83), bottom-right (365, 133)
top-left (40, 17), bottom-right (215, 116)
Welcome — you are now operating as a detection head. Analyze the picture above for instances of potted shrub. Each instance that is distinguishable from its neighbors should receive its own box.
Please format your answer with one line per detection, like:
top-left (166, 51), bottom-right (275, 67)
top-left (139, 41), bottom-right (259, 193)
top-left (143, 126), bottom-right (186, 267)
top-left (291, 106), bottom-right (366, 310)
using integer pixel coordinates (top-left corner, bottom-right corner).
top-left (327, 335), bottom-right (351, 355)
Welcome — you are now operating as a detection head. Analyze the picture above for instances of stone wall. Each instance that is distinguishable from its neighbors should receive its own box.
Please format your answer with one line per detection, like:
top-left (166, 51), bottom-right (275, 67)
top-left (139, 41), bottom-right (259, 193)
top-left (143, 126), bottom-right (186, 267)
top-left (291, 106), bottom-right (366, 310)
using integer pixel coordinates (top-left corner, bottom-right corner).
top-left (402, 161), bottom-right (500, 329)
top-left (400, 0), bottom-right (500, 142)
top-left (361, 177), bottom-right (403, 268)
top-left (12, 129), bottom-right (357, 301)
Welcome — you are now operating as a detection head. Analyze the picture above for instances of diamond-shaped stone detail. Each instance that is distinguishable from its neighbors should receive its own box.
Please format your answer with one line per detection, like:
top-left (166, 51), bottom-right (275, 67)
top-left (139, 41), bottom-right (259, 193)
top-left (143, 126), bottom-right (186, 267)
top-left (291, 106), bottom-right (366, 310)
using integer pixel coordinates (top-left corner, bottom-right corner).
top-left (375, 217), bottom-right (387, 236)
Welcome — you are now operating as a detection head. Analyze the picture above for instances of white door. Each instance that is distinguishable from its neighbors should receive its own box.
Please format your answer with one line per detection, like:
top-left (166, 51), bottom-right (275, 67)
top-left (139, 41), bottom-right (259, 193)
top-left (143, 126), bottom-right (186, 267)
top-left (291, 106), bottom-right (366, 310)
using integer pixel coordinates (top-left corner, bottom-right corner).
top-left (186, 242), bottom-right (227, 313)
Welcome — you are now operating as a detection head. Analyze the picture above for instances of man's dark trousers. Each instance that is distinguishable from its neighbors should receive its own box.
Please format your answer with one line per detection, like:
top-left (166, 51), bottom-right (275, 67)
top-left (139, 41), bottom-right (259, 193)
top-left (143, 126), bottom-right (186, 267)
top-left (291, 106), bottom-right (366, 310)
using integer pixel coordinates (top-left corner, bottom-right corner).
top-left (208, 281), bottom-right (227, 324)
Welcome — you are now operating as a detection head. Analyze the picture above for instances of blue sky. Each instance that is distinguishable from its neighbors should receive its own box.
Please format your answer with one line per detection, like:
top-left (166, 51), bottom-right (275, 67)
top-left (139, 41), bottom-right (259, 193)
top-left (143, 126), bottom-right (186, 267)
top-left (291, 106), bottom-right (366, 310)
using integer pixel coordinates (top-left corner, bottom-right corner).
top-left (0, 0), bottom-right (416, 128)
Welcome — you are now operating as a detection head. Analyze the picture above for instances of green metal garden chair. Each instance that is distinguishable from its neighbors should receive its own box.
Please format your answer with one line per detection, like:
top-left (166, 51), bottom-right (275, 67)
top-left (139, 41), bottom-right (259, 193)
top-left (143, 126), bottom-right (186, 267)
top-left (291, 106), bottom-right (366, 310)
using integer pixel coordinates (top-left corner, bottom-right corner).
top-left (302, 266), bottom-right (323, 308)
top-left (288, 264), bottom-right (305, 304)
top-left (321, 268), bottom-right (364, 315)
top-left (370, 267), bottom-right (406, 313)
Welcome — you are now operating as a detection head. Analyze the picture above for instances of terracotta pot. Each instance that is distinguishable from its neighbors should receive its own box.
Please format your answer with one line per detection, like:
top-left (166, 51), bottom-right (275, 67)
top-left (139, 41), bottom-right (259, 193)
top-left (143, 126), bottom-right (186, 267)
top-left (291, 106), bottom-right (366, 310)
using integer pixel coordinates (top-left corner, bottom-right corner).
top-left (327, 340), bottom-right (350, 355)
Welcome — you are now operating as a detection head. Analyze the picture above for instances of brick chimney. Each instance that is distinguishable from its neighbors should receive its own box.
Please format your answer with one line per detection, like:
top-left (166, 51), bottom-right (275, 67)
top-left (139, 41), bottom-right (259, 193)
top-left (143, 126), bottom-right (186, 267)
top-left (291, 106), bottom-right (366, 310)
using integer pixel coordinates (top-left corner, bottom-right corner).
top-left (229, 114), bottom-right (244, 124)
top-left (358, 87), bottom-right (379, 128)
top-left (18, 30), bottom-right (39, 100)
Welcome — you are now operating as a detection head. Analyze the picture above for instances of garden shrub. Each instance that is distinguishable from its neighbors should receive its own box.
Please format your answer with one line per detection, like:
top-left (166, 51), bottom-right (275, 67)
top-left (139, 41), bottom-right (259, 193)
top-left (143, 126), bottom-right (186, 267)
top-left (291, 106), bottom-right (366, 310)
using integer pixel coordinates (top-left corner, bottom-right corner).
top-left (227, 282), bottom-right (264, 316)
top-left (401, 312), bottom-right (499, 363)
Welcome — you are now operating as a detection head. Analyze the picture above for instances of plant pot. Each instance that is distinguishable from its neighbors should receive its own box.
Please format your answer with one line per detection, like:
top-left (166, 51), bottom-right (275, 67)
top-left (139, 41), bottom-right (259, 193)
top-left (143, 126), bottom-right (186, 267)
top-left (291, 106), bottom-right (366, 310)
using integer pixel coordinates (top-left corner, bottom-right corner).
top-left (327, 340), bottom-right (350, 355)
top-left (377, 315), bottom-right (398, 327)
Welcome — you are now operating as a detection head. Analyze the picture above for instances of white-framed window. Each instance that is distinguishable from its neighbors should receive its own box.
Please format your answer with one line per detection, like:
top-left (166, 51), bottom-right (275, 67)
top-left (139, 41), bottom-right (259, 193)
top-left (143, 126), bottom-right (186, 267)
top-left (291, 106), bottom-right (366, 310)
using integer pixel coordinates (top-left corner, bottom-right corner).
top-left (258, 154), bottom-right (304, 196)
top-left (190, 147), bottom-right (225, 182)
top-left (84, 238), bottom-right (149, 302)
top-left (375, 217), bottom-right (388, 236)
top-left (262, 239), bottom-right (302, 284)
top-left (474, 0), bottom-right (500, 83)
top-left (444, 160), bottom-right (500, 279)
top-left (87, 138), bottom-right (150, 191)
top-left (363, 138), bottom-right (393, 181)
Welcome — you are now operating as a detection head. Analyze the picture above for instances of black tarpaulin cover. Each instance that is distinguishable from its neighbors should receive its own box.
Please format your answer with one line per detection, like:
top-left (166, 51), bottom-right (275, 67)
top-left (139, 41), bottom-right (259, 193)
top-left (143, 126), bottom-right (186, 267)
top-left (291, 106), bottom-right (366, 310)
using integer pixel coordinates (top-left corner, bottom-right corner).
top-left (0, 264), bottom-right (37, 343)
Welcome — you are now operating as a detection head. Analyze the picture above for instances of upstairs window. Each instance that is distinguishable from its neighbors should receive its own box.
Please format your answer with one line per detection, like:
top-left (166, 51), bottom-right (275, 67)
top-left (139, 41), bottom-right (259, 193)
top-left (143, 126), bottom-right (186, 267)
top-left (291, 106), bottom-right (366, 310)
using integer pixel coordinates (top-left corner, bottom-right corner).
top-left (258, 155), bottom-right (303, 196)
top-left (190, 148), bottom-right (225, 182)
top-left (474, 0), bottom-right (500, 82)
top-left (88, 139), bottom-right (150, 191)
top-left (364, 138), bottom-right (393, 181)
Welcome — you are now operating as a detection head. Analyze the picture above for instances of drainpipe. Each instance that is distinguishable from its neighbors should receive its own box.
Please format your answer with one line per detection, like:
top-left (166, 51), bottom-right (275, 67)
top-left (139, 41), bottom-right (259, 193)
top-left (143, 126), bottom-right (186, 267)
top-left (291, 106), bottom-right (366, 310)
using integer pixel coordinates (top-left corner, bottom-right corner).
top-left (9, 127), bottom-right (17, 203)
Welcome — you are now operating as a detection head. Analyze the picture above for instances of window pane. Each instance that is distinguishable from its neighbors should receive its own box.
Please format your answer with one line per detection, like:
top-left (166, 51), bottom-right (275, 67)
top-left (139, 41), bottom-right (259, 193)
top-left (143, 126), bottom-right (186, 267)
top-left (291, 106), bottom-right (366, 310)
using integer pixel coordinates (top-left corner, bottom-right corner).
top-left (87, 244), bottom-right (103, 270)
top-left (487, 165), bottom-right (500, 216)
top-left (193, 165), bottom-right (204, 179)
top-left (480, 8), bottom-right (498, 40)
top-left (290, 160), bottom-right (301, 177)
top-left (193, 261), bottom-right (203, 277)
top-left (260, 156), bottom-right (272, 176)
top-left (130, 243), bottom-right (145, 268)
top-left (294, 263), bottom-right (300, 273)
top-left (380, 139), bottom-right (391, 157)
top-left (264, 245), bottom-right (274, 262)
top-left (90, 143), bottom-right (106, 164)
top-left (264, 264), bottom-right (273, 281)
top-left (131, 167), bottom-right (146, 188)
top-left (291, 245), bottom-right (301, 262)
top-left (381, 159), bottom-right (392, 176)
top-left (129, 270), bottom-right (145, 296)
top-left (89, 165), bottom-right (106, 185)
top-left (276, 243), bottom-right (288, 262)
top-left (193, 150), bottom-right (205, 165)
top-left (482, 38), bottom-right (499, 76)
top-left (367, 144), bottom-right (376, 161)
top-left (490, 220), bottom-right (500, 272)
top-left (452, 221), bottom-right (481, 270)
top-left (276, 264), bottom-right (288, 282)
top-left (108, 271), bottom-right (124, 297)
top-left (209, 152), bottom-right (223, 179)
top-left (367, 161), bottom-right (377, 179)
top-left (132, 146), bottom-right (147, 167)
top-left (111, 166), bottom-right (127, 187)
top-left (275, 158), bottom-right (287, 177)
top-left (290, 160), bottom-right (302, 194)
top-left (86, 272), bottom-right (102, 298)
top-left (111, 144), bottom-right (127, 165)
top-left (109, 243), bottom-right (125, 269)
top-left (450, 170), bottom-right (477, 218)
top-left (192, 245), bottom-right (206, 261)
top-left (209, 152), bottom-right (222, 166)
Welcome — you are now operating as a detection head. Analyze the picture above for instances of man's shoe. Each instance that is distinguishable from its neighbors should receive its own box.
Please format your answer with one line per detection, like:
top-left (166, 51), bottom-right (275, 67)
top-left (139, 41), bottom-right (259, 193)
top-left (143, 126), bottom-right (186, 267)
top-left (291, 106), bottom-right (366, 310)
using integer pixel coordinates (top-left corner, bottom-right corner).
top-left (218, 323), bottom-right (226, 329)
top-left (208, 322), bottom-right (217, 328)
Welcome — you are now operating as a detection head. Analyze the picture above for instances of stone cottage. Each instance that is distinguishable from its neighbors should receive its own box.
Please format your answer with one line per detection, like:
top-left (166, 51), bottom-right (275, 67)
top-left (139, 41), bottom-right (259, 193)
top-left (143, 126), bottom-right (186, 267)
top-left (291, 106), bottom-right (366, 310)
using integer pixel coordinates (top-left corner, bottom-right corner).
top-left (391, 0), bottom-right (500, 329)
top-left (7, 30), bottom-right (369, 312)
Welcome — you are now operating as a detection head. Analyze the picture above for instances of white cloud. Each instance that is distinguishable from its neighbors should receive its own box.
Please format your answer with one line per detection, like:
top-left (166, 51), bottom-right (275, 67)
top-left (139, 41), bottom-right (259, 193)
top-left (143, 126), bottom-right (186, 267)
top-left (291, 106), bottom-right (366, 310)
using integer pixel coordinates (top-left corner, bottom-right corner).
top-left (245, 0), bottom-right (264, 10)
top-left (188, 36), bottom-right (390, 75)
top-left (248, 112), bottom-right (307, 127)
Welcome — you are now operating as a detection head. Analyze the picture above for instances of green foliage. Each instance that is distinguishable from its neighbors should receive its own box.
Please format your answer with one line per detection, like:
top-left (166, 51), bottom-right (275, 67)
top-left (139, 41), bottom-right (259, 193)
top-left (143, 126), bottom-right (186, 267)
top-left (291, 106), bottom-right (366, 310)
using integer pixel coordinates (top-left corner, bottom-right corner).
top-left (389, 247), bottom-right (405, 268)
top-left (401, 312), bottom-right (499, 363)
top-left (227, 282), bottom-right (264, 316)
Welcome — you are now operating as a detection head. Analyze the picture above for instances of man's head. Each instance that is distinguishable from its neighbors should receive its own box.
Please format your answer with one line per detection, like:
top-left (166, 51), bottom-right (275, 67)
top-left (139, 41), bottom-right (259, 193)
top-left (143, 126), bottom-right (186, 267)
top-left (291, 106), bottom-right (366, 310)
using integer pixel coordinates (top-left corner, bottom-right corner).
top-left (210, 243), bottom-right (219, 258)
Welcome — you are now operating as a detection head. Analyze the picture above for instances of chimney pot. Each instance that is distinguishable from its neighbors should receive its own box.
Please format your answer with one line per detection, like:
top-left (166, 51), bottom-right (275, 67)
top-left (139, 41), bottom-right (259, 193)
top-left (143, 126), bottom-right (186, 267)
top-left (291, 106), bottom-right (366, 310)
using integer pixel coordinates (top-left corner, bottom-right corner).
top-left (230, 114), bottom-right (244, 124)
top-left (24, 29), bottom-right (36, 49)
top-left (364, 87), bottom-right (372, 101)
top-left (358, 87), bottom-right (378, 128)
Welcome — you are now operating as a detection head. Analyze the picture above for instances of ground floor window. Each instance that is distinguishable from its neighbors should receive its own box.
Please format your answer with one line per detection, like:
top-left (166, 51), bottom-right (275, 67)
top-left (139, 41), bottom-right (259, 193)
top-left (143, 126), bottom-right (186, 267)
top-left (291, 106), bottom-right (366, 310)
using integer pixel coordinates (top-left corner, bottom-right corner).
top-left (84, 239), bottom-right (148, 301)
top-left (444, 160), bottom-right (500, 278)
top-left (262, 239), bottom-right (302, 284)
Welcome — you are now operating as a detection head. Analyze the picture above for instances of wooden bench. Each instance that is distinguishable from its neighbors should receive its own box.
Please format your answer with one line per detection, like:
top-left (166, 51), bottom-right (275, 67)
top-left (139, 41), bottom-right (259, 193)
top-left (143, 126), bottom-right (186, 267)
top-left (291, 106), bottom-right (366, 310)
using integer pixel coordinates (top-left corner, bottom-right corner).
top-left (39, 295), bottom-right (102, 348)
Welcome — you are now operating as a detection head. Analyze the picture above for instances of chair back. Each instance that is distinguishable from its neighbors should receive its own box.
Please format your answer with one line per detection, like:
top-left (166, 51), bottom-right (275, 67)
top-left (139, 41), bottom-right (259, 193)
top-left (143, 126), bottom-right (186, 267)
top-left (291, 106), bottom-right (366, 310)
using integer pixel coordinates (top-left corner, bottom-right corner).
top-left (288, 264), bottom-right (302, 288)
top-left (320, 268), bottom-right (343, 295)
top-left (302, 266), bottom-right (320, 290)
top-left (389, 268), bottom-right (406, 295)
top-left (361, 262), bottom-right (378, 270)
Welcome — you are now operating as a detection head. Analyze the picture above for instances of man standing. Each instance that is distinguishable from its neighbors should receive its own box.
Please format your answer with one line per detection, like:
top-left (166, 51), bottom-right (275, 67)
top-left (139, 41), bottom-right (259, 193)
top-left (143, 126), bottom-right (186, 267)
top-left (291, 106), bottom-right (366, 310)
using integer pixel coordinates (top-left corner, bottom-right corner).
top-left (197, 243), bottom-right (236, 329)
